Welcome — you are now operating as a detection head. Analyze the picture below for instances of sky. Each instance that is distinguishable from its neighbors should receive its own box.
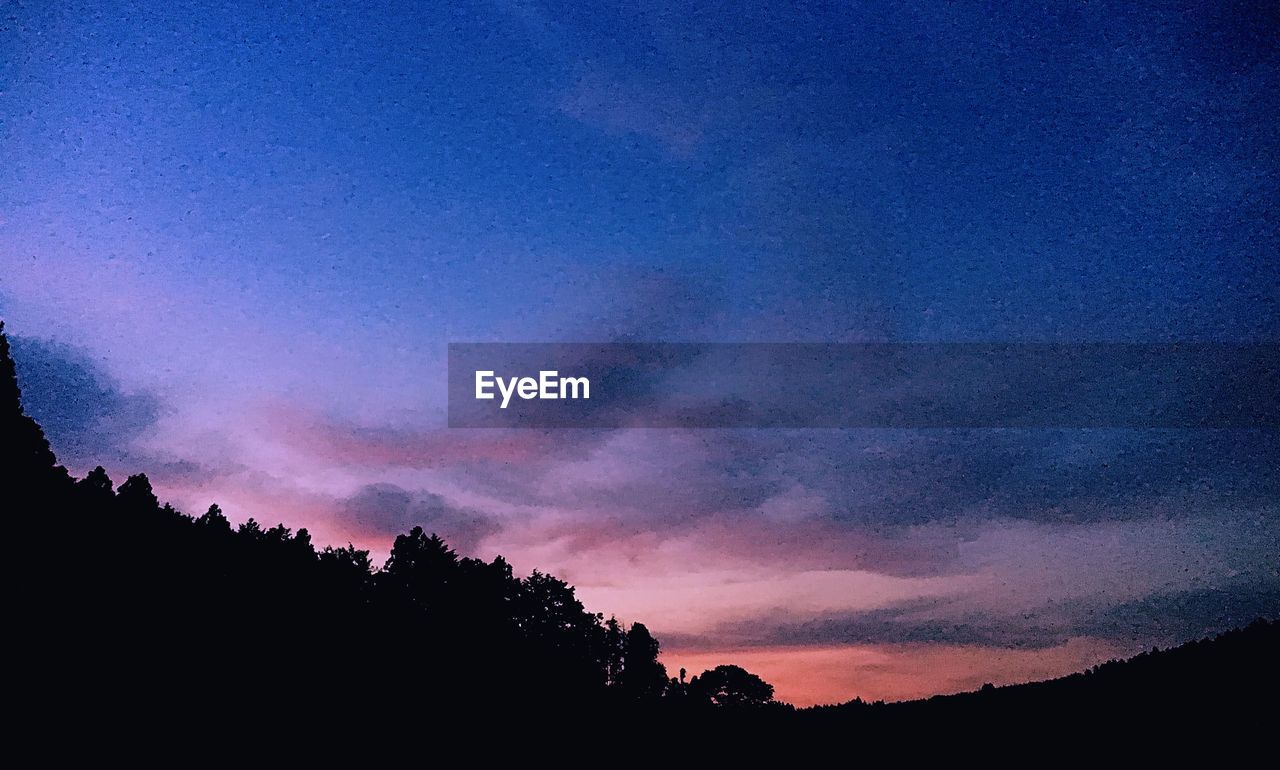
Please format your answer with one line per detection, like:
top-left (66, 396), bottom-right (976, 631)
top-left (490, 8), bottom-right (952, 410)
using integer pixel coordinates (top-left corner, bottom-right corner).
top-left (2, 1), bottom-right (1278, 705)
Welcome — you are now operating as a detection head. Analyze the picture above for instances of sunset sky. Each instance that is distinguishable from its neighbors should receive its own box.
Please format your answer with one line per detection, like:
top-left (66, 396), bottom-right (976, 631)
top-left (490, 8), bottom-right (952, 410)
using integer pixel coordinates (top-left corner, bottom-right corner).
top-left (2, 1), bottom-right (1277, 705)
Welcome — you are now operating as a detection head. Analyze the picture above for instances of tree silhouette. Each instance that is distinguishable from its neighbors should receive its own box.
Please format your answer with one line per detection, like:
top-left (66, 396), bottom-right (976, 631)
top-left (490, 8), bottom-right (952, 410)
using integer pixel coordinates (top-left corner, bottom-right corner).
top-left (690, 664), bottom-right (775, 708)
top-left (0, 321), bottom-right (66, 492)
top-left (117, 473), bottom-right (159, 512)
top-left (603, 615), bottom-right (626, 686)
top-left (619, 622), bottom-right (668, 700)
top-left (381, 525), bottom-right (460, 611)
top-left (196, 503), bottom-right (231, 532)
top-left (77, 465), bottom-right (114, 501)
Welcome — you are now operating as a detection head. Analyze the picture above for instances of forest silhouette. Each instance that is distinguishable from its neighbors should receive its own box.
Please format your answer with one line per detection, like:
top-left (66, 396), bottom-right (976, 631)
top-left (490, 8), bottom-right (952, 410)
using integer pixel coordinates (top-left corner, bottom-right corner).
top-left (3, 320), bottom-right (1275, 741)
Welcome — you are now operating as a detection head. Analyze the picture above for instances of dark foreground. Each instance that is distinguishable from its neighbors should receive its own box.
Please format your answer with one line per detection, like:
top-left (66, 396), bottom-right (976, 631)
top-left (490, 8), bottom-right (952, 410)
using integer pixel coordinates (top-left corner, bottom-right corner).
top-left (4, 322), bottom-right (1275, 752)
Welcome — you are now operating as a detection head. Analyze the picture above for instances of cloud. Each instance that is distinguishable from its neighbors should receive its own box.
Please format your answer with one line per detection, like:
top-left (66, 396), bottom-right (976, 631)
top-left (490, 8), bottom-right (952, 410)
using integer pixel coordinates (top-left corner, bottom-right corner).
top-left (559, 70), bottom-right (705, 155)
top-left (662, 598), bottom-right (1076, 651)
top-left (266, 402), bottom-right (1279, 582)
top-left (665, 579), bottom-right (1280, 652)
top-left (9, 335), bottom-right (160, 467)
top-left (846, 429), bottom-right (1279, 525)
top-left (340, 482), bottom-right (502, 554)
top-left (265, 404), bottom-right (576, 469)
top-left (539, 426), bottom-right (1278, 532)
top-left (1093, 584), bottom-right (1280, 643)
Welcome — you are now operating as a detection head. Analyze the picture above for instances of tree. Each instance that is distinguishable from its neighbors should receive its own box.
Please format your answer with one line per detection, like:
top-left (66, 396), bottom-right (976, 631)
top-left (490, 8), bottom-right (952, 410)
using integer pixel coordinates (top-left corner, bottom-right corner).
top-left (619, 622), bottom-right (668, 699)
top-left (603, 616), bottom-right (626, 686)
top-left (196, 504), bottom-right (231, 532)
top-left (690, 664), bottom-right (775, 707)
top-left (516, 570), bottom-right (608, 690)
top-left (0, 321), bottom-right (63, 491)
top-left (319, 543), bottom-right (373, 576)
top-left (380, 526), bottom-right (459, 610)
top-left (117, 473), bottom-right (159, 512)
top-left (78, 466), bottom-right (115, 503)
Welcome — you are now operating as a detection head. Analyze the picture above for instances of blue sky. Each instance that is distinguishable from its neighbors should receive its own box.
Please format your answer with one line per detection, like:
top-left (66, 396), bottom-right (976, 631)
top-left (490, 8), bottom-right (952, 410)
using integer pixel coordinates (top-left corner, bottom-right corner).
top-left (2, 1), bottom-right (1277, 704)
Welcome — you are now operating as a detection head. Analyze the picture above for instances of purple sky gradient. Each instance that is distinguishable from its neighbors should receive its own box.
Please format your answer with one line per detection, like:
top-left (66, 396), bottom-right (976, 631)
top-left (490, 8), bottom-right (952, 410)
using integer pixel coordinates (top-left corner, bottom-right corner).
top-left (3, 0), bottom-right (1277, 704)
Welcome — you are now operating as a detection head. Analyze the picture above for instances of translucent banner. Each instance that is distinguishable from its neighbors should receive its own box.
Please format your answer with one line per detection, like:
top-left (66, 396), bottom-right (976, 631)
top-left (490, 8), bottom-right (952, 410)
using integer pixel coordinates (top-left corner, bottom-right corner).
top-left (447, 343), bottom-right (1279, 429)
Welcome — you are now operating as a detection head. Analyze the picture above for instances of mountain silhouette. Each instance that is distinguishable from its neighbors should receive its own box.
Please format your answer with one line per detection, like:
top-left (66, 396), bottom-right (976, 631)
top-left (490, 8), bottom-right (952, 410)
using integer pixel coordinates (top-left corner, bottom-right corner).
top-left (3, 320), bottom-right (1275, 749)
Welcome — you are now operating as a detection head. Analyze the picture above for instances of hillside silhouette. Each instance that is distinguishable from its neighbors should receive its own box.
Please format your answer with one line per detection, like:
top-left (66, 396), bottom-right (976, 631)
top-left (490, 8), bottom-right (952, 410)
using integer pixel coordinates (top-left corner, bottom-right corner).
top-left (4, 320), bottom-right (1276, 744)
top-left (805, 620), bottom-right (1277, 729)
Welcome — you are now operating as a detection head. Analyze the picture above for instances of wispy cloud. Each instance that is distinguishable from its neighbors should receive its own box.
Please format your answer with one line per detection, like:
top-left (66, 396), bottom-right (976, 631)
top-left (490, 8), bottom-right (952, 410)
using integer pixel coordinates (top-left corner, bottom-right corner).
top-left (559, 70), bottom-right (706, 155)
top-left (340, 482), bottom-right (502, 554)
top-left (10, 334), bottom-right (160, 468)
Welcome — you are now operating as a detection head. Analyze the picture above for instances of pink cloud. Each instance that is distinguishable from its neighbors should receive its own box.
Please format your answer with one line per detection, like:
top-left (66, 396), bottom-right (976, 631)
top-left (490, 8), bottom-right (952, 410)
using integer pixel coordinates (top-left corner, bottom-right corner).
top-left (264, 404), bottom-right (561, 468)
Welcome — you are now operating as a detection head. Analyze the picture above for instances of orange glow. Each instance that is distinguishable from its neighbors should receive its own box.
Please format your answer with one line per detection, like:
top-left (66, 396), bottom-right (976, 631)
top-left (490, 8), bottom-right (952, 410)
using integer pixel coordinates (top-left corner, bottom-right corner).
top-left (662, 637), bottom-right (1132, 707)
